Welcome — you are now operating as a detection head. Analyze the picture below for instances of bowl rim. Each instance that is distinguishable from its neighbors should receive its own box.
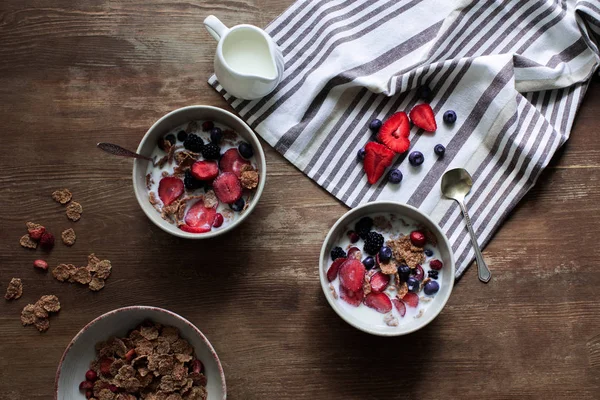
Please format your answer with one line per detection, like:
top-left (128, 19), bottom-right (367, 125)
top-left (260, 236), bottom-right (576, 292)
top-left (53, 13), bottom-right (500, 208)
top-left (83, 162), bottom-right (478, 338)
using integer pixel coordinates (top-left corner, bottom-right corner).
top-left (319, 201), bottom-right (455, 336)
top-left (54, 305), bottom-right (227, 399)
top-left (132, 105), bottom-right (267, 239)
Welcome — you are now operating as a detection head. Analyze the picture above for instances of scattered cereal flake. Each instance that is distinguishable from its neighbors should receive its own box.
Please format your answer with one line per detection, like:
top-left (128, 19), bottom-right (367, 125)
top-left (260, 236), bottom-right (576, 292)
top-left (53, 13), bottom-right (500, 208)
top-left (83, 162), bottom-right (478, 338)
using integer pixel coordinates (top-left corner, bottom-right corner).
top-left (87, 253), bottom-right (101, 272)
top-left (240, 169), bottom-right (259, 190)
top-left (21, 304), bottom-right (37, 325)
top-left (397, 282), bottom-right (408, 299)
top-left (203, 190), bottom-right (218, 209)
top-left (26, 221), bottom-right (43, 230)
top-left (420, 296), bottom-right (432, 303)
top-left (186, 121), bottom-right (199, 133)
top-left (89, 277), bottom-right (105, 291)
top-left (4, 278), bottom-right (23, 300)
top-left (39, 295), bottom-right (61, 312)
top-left (175, 354), bottom-right (192, 363)
top-left (96, 388), bottom-right (116, 400)
top-left (135, 338), bottom-right (155, 356)
top-left (171, 338), bottom-right (193, 355)
top-left (414, 309), bottom-right (424, 319)
top-left (61, 228), bottom-right (76, 246)
top-left (34, 318), bottom-right (50, 332)
top-left (384, 313), bottom-right (399, 327)
top-left (362, 279), bottom-right (372, 296)
top-left (140, 325), bottom-right (159, 341)
top-left (20, 234), bottom-right (37, 249)
top-left (52, 263), bottom-right (77, 282)
top-left (146, 173), bottom-right (154, 190)
top-left (373, 215), bottom-right (392, 232)
top-left (420, 277), bottom-right (431, 291)
top-left (66, 201), bottom-right (83, 221)
top-left (72, 267), bottom-right (92, 285)
top-left (149, 191), bottom-right (160, 206)
top-left (95, 260), bottom-right (112, 280)
top-left (157, 155), bottom-right (169, 169)
top-left (386, 236), bottom-right (425, 269)
top-left (329, 284), bottom-right (338, 300)
top-left (161, 326), bottom-right (180, 344)
top-left (174, 150), bottom-right (198, 168)
top-left (33, 303), bottom-right (48, 318)
top-left (379, 259), bottom-right (398, 275)
top-left (167, 144), bottom-right (180, 165)
top-left (52, 188), bottom-right (72, 204)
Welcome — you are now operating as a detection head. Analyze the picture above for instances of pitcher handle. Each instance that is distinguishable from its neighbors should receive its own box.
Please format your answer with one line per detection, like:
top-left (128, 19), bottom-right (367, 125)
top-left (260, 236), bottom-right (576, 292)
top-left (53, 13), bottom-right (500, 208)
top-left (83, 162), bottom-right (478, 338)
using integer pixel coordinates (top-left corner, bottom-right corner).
top-left (204, 15), bottom-right (229, 42)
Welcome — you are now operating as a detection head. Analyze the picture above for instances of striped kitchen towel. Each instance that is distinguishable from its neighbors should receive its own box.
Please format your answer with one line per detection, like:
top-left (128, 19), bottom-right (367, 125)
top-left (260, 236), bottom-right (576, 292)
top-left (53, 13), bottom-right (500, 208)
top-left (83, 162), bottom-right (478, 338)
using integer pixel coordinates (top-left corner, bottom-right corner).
top-left (209, 0), bottom-right (600, 278)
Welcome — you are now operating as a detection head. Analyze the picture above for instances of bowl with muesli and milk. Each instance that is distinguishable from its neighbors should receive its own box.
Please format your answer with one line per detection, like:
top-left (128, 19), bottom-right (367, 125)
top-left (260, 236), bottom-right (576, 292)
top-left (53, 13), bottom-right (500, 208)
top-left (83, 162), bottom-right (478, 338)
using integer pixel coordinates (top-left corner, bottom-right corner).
top-left (55, 306), bottom-right (226, 399)
top-left (132, 105), bottom-right (266, 238)
top-left (320, 201), bottom-right (455, 336)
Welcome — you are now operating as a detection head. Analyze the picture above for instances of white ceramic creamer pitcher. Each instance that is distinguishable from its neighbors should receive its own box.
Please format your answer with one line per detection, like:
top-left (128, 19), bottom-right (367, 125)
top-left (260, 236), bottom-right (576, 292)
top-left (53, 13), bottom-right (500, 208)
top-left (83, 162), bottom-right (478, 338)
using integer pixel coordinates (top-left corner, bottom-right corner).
top-left (204, 15), bottom-right (284, 100)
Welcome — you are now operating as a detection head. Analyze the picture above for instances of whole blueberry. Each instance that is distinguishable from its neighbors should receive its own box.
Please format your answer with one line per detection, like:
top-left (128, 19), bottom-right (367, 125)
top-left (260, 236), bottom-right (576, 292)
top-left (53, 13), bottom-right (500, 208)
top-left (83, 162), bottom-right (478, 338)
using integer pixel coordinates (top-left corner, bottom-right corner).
top-left (424, 248), bottom-right (433, 257)
top-left (177, 130), bottom-right (188, 142)
top-left (230, 198), bottom-right (245, 212)
top-left (418, 85), bottom-right (432, 101)
top-left (387, 169), bottom-right (403, 184)
top-left (357, 148), bottom-right (366, 160)
top-left (434, 144), bottom-right (446, 157)
top-left (409, 151), bottom-right (424, 166)
top-left (369, 119), bottom-right (382, 132)
top-left (443, 110), bottom-right (457, 124)
top-left (424, 280), bottom-right (440, 295)
top-left (378, 246), bottom-right (392, 263)
top-left (238, 142), bottom-right (254, 159)
top-left (362, 256), bottom-right (375, 270)
top-left (407, 277), bottom-right (420, 292)
top-left (398, 265), bottom-right (411, 282)
top-left (210, 127), bottom-right (223, 144)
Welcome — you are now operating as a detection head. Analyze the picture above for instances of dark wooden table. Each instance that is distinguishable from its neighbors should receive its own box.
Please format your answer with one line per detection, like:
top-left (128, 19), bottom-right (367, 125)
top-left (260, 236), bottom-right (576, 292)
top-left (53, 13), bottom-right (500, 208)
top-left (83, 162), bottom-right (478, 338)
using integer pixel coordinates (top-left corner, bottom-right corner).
top-left (1, 1), bottom-right (599, 399)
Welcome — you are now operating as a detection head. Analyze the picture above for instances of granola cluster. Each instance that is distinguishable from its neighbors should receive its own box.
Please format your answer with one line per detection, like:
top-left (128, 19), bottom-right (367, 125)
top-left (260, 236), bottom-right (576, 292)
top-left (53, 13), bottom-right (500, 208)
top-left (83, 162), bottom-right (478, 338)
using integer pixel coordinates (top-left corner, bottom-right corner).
top-left (52, 253), bottom-right (112, 292)
top-left (20, 295), bottom-right (61, 332)
top-left (81, 321), bottom-right (208, 400)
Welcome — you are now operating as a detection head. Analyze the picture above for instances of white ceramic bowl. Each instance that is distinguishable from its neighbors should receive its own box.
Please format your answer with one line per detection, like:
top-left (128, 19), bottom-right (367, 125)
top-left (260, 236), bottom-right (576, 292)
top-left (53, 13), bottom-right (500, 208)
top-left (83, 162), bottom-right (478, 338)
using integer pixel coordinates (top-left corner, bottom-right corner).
top-left (132, 105), bottom-right (267, 239)
top-left (55, 306), bottom-right (226, 399)
top-left (319, 201), bottom-right (455, 336)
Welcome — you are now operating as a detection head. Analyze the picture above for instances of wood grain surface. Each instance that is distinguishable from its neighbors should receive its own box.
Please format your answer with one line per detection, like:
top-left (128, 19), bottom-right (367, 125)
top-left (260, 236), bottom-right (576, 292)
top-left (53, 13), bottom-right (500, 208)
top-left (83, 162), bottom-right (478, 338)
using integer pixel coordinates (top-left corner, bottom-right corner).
top-left (0, 1), bottom-right (599, 399)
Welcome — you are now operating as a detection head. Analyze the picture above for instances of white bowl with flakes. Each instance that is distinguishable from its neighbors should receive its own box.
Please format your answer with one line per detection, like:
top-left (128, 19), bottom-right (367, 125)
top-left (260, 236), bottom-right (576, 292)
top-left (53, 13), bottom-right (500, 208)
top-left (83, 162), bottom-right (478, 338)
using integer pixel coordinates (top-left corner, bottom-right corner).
top-left (319, 201), bottom-right (455, 336)
top-left (132, 105), bottom-right (267, 239)
top-left (55, 306), bottom-right (226, 399)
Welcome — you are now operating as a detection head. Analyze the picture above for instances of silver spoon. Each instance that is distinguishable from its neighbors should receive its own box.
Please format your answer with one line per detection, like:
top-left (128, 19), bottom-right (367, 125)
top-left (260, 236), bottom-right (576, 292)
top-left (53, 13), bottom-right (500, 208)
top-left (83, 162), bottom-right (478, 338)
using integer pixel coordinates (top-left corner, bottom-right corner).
top-left (97, 142), bottom-right (156, 166)
top-left (441, 168), bottom-right (491, 283)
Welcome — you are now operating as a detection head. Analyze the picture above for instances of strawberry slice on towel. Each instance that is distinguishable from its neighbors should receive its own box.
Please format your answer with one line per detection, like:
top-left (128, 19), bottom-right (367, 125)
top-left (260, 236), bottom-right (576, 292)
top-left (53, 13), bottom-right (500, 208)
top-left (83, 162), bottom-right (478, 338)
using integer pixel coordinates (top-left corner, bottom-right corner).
top-left (409, 103), bottom-right (437, 132)
top-left (377, 112), bottom-right (411, 153)
top-left (363, 142), bottom-right (396, 184)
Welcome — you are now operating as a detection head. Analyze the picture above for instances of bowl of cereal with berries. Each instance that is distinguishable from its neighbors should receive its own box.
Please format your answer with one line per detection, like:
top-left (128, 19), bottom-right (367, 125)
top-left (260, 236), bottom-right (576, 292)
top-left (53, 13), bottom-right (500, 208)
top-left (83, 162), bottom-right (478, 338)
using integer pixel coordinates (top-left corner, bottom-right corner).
top-left (320, 201), bottom-right (454, 336)
top-left (132, 105), bottom-right (266, 238)
top-left (55, 306), bottom-right (226, 399)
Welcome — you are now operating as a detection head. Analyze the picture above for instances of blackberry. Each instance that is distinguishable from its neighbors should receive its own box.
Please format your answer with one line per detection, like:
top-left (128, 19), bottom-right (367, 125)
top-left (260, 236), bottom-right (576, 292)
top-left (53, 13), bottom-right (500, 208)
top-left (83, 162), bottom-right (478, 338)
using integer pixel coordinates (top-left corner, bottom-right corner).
top-left (202, 142), bottom-right (221, 160)
top-left (184, 170), bottom-right (203, 190)
top-left (177, 130), bottom-right (188, 142)
top-left (330, 246), bottom-right (346, 261)
top-left (428, 270), bottom-right (439, 280)
top-left (354, 217), bottom-right (373, 240)
top-left (363, 231), bottom-right (384, 255)
top-left (183, 134), bottom-right (204, 152)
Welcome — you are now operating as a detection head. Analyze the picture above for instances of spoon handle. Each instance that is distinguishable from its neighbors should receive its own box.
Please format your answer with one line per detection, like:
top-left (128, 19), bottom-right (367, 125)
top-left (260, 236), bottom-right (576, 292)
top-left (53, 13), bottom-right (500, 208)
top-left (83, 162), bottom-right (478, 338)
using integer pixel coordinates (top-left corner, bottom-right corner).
top-left (458, 200), bottom-right (492, 283)
top-left (97, 142), bottom-right (154, 164)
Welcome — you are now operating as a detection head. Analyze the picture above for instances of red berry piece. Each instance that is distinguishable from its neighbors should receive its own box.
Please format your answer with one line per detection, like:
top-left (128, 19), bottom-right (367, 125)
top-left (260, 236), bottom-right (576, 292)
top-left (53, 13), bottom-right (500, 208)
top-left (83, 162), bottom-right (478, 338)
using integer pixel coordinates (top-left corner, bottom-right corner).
top-left (33, 259), bottom-right (48, 271)
top-left (28, 226), bottom-right (46, 241)
top-left (212, 172), bottom-right (242, 204)
top-left (219, 148), bottom-right (251, 178)
top-left (213, 213), bottom-right (224, 228)
top-left (413, 264), bottom-right (424, 281)
top-left (79, 381), bottom-right (94, 390)
top-left (377, 112), bottom-right (411, 153)
top-left (409, 103), bottom-right (437, 132)
top-left (339, 285), bottom-right (364, 307)
top-left (347, 230), bottom-right (360, 243)
top-left (410, 230), bottom-right (426, 247)
top-left (191, 160), bottom-right (219, 181)
top-left (181, 201), bottom-right (217, 233)
top-left (346, 246), bottom-right (362, 260)
top-left (392, 298), bottom-right (406, 317)
top-left (85, 390), bottom-right (94, 399)
top-left (108, 384), bottom-right (119, 393)
top-left (201, 121), bottom-right (214, 132)
top-left (191, 359), bottom-right (203, 374)
top-left (39, 232), bottom-right (55, 250)
top-left (338, 259), bottom-right (366, 292)
top-left (429, 259), bottom-right (443, 270)
top-left (99, 357), bottom-right (113, 376)
top-left (158, 177), bottom-right (184, 206)
top-left (365, 292), bottom-right (393, 313)
top-left (326, 257), bottom-right (346, 282)
top-left (369, 271), bottom-right (390, 293)
top-left (85, 369), bottom-right (98, 382)
top-left (363, 142), bottom-right (395, 184)
top-left (402, 292), bottom-right (419, 308)
top-left (125, 349), bottom-right (136, 363)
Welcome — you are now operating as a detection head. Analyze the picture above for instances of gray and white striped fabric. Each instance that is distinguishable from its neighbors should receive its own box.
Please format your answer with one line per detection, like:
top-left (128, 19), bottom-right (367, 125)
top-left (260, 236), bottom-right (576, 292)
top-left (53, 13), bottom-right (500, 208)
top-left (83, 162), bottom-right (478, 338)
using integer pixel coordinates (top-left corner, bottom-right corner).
top-left (210, 0), bottom-right (600, 278)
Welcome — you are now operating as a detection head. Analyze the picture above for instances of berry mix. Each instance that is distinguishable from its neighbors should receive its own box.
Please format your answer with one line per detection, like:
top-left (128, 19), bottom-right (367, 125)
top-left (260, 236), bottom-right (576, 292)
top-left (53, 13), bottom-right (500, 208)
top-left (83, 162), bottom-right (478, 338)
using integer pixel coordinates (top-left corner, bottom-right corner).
top-left (359, 86), bottom-right (455, 185)
top-left (145, 120), bottom-right (260, 234)
top-left (326, 214), bottom-right (443, 327)
top-left (78, 321), bottom-right (208, 400)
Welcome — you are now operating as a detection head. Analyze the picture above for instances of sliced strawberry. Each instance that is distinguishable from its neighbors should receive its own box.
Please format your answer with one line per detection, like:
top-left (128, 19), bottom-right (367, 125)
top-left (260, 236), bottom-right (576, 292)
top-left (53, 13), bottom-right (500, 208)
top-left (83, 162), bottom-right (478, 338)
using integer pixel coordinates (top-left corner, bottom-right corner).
top-left (364, 292), bottom-right (392, 313)
top-left (363, 142), bottom-right (396, 184)
top-left (413, 264), bottom-right (424, 281)
top-left (377, 112), bottom-right (411, 153)
top-left (212, 172), bottom-right (242, 204)
top-left (191, 160), bottom-right (219, 181)
top-left (339, 285), bottom-right (364, 307)
top-left (327, 257), bottom-right (346, 282)
top-left (392, 298), bottom-right (406, 317)
top-left (346, 246), bottom-right (362, 260)
top-left (409, 103), bottom-right (437, 132)
top-left (158, 177), bottom-right (184, 206)
top-left (219, 148), bottom-right (251, 178)
top-left (338, 259), bottom-right (366, 292)
top-left (183, 201), bottom-right (217, 233)
top-left (369, 271), bottom-right (390, 293)
top-left (402, 292), bottom-right (419, 308)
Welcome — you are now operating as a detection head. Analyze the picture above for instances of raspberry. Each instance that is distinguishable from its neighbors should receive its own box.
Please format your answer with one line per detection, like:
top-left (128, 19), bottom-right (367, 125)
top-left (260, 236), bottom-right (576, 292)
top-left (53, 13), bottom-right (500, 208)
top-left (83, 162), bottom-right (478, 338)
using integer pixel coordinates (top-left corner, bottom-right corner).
top-left (39, 232), bottom-right (55, 250)
top-left (363, 231), bottom-right (384, 255)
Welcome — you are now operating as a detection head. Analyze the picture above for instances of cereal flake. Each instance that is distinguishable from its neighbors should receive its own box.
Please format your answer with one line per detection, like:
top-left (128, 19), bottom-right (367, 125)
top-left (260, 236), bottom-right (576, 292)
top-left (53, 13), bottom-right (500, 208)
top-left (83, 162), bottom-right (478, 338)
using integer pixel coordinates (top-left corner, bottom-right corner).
top-left (61, 228), bottom-right (76, 246)
top-left (66, 201), bottom-right (83, 221)
top-left (4, 278), bottom-right (23, 300)
top-left (20, 234), bottom-right (37, 249)
top-left (52, 188), bottom-right (72, 204)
